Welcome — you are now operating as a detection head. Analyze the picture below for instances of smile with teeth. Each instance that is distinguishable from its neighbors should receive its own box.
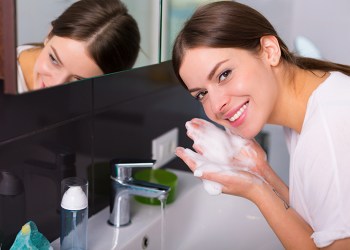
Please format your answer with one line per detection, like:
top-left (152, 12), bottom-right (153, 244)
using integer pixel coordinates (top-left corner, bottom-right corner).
top-left (228, 103), bottom-right (248, 122)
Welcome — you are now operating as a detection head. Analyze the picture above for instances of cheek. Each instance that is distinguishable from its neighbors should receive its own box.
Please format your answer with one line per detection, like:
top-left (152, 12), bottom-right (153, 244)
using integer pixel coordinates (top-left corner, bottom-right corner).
top-left (202, 103), bottom-right (215, 120)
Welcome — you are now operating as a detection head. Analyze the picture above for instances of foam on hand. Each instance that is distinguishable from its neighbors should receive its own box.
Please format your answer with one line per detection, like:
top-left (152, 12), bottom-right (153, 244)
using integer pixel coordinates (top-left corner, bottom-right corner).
top-left (184, 118), bottom-right (260, 195)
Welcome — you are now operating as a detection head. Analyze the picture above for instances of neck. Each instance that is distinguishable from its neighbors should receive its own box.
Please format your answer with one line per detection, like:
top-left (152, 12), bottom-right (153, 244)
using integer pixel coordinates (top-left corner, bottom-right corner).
top-left (268, 66), bottom-right (329, 133)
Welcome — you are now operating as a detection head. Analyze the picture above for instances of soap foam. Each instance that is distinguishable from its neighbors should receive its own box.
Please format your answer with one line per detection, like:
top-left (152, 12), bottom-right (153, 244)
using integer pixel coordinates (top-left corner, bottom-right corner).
top-left (184, 118), bottom-right (263, 195)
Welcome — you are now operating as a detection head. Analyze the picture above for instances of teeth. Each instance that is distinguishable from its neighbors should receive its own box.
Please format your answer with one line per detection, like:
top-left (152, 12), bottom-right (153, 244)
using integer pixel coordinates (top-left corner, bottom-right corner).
top-left (228, 103), bottom-right (247, 122)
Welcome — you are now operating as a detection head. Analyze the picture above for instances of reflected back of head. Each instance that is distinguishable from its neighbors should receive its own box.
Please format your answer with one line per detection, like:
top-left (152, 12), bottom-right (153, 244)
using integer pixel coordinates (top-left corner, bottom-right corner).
top-left (49, 0), bottom-right (141, 74)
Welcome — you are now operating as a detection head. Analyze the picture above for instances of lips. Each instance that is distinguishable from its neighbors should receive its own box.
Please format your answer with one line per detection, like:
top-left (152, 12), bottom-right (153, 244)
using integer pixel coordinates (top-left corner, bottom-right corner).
top-left (226, 101), bottom-right (249, 126)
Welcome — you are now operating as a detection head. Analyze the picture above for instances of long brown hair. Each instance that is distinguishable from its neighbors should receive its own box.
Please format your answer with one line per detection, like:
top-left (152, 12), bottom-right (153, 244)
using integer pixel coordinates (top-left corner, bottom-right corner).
top-left (172, 1), bottom-right (350, 87)
top-left (49, 0), bottom-right (140, 73)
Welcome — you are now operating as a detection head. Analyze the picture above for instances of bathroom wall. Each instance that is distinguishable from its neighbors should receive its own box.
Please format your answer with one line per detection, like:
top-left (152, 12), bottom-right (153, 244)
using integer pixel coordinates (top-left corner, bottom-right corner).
top-left (241, 0), bottom-right (350, 64)
top-left (290, 0), bottom-right (350, 65)
top-left (0, 61), bottom-right (203, 248)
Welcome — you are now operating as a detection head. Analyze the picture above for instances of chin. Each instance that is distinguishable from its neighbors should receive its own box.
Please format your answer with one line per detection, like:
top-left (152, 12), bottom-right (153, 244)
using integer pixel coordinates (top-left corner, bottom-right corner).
top-left (226, 126), bottom-right (260, 140)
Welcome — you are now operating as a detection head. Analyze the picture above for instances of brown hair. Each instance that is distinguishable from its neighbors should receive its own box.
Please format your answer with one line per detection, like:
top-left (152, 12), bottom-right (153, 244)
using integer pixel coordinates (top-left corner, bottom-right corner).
top-left (172, 1), bottom-right (350, 87)
top-left (49, 0), bottom-right (140, 73)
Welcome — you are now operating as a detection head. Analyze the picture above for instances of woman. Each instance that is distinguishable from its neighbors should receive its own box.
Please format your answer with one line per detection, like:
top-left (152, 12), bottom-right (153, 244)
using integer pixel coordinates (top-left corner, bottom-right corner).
top-left (172, 1), bottom-right (350, 249)
top-left (17, 0), bottom-right (140, 93)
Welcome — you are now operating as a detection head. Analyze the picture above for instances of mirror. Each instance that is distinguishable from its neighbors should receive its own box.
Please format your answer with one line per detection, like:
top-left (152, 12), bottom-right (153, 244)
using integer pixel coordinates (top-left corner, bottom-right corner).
top-left (1, 0), bottom-right (162, 95)
top-left (160, 0), bottom-right (217, 63)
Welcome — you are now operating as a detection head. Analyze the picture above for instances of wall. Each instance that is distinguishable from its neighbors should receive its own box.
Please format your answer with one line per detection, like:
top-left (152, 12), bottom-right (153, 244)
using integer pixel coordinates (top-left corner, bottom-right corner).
top-left (292, 0), bottom-right (350, 64)
top-left (240, 0), bottom-right (350, 64)
top-left (16, 0), bottom-right (76, 45)
top-left (0, 61), bottom-right (203, 249)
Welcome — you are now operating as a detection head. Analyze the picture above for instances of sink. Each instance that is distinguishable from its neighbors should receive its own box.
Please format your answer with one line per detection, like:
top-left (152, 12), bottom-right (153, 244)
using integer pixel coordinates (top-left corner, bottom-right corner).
top-left (51, 169), bottom-right (283, 250)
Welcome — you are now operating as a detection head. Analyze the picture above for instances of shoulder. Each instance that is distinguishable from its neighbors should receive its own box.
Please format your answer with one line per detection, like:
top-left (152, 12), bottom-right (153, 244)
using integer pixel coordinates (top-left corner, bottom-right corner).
top-left (313, 71), bottom-right (350, 99)
top-left (296, 70), bottom-right (350, 175)
top-left (304, 71), bottom-right (350, 127)
top-left (17, 44), bottom-right (39, 56)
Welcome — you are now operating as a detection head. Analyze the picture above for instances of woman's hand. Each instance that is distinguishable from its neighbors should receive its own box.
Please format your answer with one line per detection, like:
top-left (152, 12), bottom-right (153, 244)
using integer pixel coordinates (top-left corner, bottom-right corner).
top-left (185, 118), bottom-right (270, 180)
top-left (175, 146), bottom-right (264, 199)
top-left (182, 118), bottom-right (289, 202)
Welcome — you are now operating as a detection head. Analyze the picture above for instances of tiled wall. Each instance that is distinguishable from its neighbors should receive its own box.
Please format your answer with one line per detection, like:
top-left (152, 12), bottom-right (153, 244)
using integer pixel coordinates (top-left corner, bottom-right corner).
top-left (0, 61), bottom-right (202, 248)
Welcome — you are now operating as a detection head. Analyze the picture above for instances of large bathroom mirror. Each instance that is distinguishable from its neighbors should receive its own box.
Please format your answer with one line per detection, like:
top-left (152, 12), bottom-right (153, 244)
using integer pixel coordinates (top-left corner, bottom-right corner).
top-left (1, 0), bottom-right (162, 95)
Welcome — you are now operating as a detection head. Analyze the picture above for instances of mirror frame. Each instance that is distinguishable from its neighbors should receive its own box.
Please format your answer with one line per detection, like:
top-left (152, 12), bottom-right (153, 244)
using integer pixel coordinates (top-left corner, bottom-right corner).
top-left (1, 1), bottom-right (17, 94)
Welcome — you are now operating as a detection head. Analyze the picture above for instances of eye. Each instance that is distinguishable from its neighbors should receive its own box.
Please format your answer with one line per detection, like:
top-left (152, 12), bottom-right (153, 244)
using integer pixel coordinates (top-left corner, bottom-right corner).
top-left (49, 54), bottom-right (59, 65)
top-left (194, 90), bottom-right (208, 101)
top-left (73, 76), bottom-right (84, 81)
top-left (67, 76), bottom-right (84, 83)
top-left (218, 69), bottom-right (232, 82)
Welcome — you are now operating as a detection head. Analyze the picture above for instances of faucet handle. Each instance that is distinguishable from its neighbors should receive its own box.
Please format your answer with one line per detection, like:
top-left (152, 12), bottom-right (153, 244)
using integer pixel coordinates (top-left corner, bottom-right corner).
top-left (110, 159), bottom-right (155, 181)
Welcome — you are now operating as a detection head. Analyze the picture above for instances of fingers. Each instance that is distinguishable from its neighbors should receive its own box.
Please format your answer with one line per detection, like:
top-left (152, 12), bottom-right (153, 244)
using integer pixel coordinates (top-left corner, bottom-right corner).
top-left (194, 162), bottom-right (226, 177)
top-left (176, 147), bottom-right (227, 177)
top-left (186, 118), bottom-right (220, 141)
top-left (192, 143), bottom-right (203, 155)
top-left (175, 147), bottom-right (209, 173)
top-left (190, 118), bottom-right (209, 126)
top-left (175, 147), bottom-right (197, 172)
top-left (202, 179), bottom-right (223, 195)
top-left (185, 120), bottom-right (202, 140)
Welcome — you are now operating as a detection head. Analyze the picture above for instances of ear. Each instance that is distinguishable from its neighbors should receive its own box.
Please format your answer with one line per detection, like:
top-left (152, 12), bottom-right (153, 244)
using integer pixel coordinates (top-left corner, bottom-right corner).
top-left (259, 35), bottom-right (281, 66)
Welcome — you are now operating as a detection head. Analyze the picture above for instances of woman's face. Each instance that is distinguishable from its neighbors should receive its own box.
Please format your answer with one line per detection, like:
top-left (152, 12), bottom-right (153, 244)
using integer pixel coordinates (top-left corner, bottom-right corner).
top-left (179, 46), bottom-right (279, 139)
top-left (33, 36), bottom-right (103, 90)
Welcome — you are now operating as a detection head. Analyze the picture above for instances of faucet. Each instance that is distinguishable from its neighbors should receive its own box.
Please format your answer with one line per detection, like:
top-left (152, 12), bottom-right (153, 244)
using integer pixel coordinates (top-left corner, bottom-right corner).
top-left (108, 159), bottom-right (171, 227)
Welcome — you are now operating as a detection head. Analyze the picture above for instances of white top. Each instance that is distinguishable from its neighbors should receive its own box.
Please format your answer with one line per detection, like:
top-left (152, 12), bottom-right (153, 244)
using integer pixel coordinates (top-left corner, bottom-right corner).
top-left (17, 45), bottom-right (38, 94)
top-left (61, 186), bottom-right (88, 210)
top-left (284, 71), bottom-right (350, 247)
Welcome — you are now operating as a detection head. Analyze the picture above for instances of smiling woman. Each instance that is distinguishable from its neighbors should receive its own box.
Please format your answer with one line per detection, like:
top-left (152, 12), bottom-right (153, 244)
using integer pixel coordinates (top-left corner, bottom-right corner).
top-left (18, 37), bottom-right (104, 91)
top-left (172, 1), bottom-right (350, 249)
top-left (16, 0), bottom-right (140, 93)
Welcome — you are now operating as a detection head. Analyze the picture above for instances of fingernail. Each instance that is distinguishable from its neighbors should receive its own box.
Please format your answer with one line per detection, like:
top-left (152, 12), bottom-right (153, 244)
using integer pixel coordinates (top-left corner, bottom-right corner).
top-left (175, 147), bottom-right (184, 156)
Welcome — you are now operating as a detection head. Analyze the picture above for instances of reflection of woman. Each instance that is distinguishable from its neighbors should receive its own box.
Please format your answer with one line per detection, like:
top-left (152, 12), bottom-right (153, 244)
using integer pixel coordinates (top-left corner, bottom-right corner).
top-left (173, 1), bottom-right (350, 249)
top-left (17, 0), bottom-right (140, 93)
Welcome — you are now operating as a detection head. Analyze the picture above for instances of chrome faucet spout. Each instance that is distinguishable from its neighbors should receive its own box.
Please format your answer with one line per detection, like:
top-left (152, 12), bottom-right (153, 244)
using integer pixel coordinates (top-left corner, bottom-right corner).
top-left (123, 179), bottom-right (170, 198)
top-left (108, 159), bottom-right (171, 227)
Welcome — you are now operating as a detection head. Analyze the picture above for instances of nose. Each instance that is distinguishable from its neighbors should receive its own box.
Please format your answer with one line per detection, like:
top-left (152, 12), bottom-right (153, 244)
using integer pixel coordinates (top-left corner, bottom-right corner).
top-left (208, 87), bottom-right (228, 114)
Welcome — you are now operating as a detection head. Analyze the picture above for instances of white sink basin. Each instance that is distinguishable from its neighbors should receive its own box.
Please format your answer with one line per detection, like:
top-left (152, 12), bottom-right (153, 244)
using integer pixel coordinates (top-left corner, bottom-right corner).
top-left (52, 169), bottom-right (283, 250)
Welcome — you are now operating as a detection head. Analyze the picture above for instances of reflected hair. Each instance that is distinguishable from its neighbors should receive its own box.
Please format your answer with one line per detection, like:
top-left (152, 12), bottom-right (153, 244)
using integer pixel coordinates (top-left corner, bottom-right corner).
top-left (172, 1), bottom-right (350, 87)
top-left (49, 0), bottom-right (140, 73)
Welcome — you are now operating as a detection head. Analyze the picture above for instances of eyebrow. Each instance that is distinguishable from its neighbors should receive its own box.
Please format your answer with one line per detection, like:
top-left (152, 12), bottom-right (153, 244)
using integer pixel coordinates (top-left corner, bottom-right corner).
top-left (51, 45), bottom-right (86, 80)
top-left (187, 59), bottom-right (229, 93)
top-left (207, 59), bottom-right (229, 80)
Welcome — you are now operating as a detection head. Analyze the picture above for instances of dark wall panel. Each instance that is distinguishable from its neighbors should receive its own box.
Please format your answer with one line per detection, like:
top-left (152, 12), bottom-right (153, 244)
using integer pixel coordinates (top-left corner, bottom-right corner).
top-left (0, 79), bottom-right (93, 143)
top-left (0, 61), bottom-right (203, 249)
